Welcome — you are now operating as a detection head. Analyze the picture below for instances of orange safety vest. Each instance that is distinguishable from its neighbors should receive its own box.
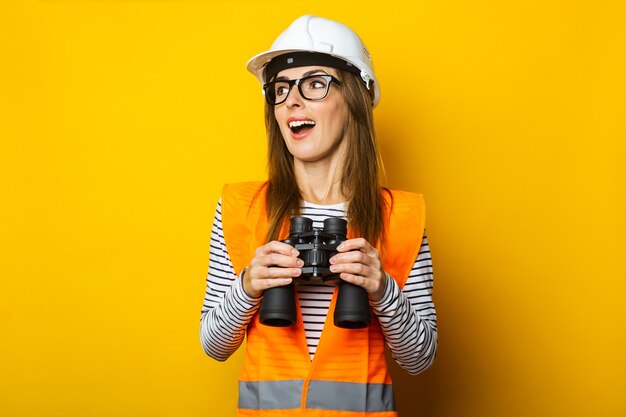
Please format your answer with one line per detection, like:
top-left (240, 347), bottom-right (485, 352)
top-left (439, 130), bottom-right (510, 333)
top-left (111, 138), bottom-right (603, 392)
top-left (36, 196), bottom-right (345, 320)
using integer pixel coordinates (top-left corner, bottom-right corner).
top-left (221, 182), bottom-right (425, 417)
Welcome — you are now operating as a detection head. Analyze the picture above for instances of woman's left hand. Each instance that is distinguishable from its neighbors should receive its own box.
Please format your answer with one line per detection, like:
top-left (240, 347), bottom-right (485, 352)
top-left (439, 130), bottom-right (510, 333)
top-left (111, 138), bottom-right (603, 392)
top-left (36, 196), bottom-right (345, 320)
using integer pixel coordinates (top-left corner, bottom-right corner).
top-left (329, 238), bottom-right (387, 302)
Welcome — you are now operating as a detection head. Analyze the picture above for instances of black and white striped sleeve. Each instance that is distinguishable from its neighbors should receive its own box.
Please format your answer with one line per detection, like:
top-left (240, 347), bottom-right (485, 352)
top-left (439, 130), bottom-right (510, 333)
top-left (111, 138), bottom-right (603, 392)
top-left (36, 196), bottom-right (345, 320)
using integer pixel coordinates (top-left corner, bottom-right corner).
top-left (370, 232), bottom-right (437, 375)
top-left (199, 199), bottom-right (262, 361)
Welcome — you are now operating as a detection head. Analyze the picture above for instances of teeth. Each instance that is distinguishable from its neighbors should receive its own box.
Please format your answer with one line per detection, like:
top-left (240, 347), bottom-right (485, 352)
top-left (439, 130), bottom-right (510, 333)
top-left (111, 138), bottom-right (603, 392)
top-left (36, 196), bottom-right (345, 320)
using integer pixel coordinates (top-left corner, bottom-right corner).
top-left (289, 120), bottom-right (316, 128)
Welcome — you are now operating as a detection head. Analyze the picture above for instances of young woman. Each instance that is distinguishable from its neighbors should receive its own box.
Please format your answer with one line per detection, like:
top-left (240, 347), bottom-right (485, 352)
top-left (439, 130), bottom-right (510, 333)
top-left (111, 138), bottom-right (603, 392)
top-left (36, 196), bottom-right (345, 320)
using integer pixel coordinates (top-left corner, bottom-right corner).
top-left (200, 15), bottom-right (437, 416)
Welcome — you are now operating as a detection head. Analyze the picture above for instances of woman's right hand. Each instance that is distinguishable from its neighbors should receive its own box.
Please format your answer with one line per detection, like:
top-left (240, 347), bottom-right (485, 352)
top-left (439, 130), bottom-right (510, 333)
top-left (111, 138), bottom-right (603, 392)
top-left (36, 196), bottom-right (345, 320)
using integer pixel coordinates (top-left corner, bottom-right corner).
top-left (242, 241), bottom-right (304, 298)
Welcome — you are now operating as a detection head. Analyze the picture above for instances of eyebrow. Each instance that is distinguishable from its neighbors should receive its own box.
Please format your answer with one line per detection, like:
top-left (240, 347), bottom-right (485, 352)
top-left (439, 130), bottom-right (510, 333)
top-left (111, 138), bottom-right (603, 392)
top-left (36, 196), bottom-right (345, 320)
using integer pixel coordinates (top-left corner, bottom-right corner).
top-left (275, 69), bottom-right (330, 82)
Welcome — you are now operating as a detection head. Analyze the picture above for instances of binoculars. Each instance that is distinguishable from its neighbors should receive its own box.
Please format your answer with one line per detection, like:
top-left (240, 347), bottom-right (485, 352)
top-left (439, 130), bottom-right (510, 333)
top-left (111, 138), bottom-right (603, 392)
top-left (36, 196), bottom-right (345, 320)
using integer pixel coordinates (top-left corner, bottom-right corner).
top-left (259, 216), bottom-right (371, 329)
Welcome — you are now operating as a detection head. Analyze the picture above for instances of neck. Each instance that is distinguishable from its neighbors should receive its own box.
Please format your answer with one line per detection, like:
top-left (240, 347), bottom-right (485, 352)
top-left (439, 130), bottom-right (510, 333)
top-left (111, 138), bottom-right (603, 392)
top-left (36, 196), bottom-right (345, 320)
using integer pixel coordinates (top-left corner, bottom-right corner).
top-left (294, 155), bottom-right (345, 205)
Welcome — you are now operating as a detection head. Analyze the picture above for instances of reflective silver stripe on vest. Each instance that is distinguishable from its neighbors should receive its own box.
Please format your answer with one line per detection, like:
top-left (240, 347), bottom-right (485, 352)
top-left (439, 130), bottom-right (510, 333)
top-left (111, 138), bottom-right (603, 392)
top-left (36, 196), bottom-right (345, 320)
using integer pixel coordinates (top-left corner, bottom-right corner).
top-left (239, 380), bottom-right (395, 412)
top-left (306, 381), bottom-right (396, 412)
top-left (238, 380), bottom-right (304, 410)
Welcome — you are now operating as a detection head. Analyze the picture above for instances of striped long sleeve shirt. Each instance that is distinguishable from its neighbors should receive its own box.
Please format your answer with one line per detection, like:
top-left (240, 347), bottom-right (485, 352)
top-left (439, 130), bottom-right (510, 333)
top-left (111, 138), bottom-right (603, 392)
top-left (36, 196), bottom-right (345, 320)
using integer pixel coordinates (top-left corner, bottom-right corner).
top-left (200, 199), bottom-right (437, 375)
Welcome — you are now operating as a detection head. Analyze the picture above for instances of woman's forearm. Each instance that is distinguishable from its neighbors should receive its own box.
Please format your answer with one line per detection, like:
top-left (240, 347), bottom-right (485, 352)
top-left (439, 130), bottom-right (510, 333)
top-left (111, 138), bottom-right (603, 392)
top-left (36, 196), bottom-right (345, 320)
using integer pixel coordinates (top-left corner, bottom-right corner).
top-left (199, 199), bottom-right (261, 361)
top-left (371, 234), bottom-right (438, 374)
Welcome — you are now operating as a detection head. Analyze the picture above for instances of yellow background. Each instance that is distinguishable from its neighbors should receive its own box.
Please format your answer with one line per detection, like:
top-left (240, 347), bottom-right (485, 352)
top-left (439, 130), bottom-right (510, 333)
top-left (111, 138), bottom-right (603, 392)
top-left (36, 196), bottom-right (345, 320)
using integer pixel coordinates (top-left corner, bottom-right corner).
top-left (1, 1), bottom-right (624, 416)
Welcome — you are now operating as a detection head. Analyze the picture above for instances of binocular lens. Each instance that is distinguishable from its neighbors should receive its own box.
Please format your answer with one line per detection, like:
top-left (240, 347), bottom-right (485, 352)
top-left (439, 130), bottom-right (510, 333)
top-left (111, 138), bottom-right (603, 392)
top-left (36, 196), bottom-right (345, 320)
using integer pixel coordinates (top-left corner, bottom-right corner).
top-left (289, 217), bottom-right (313, 235)
top-left (323, 217), bottom-right (348, 236)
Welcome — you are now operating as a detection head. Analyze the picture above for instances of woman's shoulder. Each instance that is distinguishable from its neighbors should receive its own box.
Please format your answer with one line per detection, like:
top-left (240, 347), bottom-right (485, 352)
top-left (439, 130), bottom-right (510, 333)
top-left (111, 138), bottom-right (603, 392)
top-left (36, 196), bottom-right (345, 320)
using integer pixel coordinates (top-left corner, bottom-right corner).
top-left (382, 187), bottom-right (425, 205)
top-left (222, 181), bottom-right (267, 193)
top-left (221, 181), bottom-right (268, 200)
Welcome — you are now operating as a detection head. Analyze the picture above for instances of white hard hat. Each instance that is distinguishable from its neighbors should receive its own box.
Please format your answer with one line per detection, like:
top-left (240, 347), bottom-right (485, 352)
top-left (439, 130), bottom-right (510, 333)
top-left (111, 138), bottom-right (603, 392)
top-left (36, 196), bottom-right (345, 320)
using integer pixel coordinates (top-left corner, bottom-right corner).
top-left (247, 15), bottom-right (380, 107)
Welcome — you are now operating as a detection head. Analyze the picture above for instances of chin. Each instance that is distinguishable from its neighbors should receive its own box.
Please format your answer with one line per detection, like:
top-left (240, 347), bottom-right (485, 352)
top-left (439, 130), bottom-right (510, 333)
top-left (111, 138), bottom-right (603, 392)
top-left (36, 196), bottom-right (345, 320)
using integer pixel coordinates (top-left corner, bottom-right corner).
top-left (291, 153), bottom-right (318, 163)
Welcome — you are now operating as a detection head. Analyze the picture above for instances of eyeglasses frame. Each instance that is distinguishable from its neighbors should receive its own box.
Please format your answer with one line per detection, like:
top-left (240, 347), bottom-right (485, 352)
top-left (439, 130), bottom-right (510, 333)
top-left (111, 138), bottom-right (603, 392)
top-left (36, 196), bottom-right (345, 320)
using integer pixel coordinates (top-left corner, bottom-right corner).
top-left (262, 74), bottom-right (342, 106)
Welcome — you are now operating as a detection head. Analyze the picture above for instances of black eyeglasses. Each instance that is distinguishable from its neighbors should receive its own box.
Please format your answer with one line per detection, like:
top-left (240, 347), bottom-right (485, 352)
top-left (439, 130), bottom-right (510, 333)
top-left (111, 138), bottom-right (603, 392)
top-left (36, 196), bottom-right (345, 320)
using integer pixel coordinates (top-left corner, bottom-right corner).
top-left (262, 74), bottom-right (342, 105)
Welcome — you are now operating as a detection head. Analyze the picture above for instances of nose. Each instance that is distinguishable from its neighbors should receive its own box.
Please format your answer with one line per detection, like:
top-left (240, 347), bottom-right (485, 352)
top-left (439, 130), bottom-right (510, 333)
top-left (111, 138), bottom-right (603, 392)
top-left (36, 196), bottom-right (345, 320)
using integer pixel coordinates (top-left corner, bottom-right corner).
top-left (284, 83), bottom-right (305, 108)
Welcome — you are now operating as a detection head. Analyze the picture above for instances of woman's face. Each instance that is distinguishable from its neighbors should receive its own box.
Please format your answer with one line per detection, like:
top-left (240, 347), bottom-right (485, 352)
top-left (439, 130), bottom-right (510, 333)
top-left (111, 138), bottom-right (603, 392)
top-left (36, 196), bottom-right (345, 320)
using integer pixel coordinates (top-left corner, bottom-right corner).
top-left (273, 66), bottom-right (348, 165)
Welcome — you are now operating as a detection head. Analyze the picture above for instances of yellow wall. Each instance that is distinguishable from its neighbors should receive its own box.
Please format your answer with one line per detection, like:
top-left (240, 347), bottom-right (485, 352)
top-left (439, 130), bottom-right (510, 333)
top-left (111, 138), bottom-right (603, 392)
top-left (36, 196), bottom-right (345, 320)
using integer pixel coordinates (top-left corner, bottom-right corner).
top-left (1, 1), bottom-right (624, 416)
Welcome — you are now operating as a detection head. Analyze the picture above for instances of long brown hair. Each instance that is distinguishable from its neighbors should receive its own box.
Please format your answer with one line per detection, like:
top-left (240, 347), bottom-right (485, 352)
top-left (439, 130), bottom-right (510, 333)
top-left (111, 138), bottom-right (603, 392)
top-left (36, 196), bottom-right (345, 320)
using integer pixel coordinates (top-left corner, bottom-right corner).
top-left (264, 69), bottom-right (387, 247)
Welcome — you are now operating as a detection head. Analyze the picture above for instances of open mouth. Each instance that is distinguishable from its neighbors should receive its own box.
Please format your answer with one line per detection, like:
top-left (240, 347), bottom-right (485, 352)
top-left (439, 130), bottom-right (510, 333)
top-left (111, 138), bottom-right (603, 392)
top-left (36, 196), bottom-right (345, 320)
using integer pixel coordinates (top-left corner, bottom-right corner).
top-left (289, 120), bottom-right (316, 135)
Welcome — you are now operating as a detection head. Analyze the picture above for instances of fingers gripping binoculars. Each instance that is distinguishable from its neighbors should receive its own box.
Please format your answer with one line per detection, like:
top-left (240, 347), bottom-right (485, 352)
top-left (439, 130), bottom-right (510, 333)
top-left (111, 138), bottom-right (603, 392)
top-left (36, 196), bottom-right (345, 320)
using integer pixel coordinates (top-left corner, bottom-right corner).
top-left (259, 216), bottom-right (371, 329)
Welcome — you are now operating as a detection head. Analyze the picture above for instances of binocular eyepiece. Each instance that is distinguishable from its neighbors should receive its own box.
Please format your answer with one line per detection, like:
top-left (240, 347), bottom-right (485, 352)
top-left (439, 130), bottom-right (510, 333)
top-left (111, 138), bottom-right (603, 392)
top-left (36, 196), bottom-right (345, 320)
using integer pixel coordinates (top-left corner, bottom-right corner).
top-left (259, 216), bottom-right (371, 329)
